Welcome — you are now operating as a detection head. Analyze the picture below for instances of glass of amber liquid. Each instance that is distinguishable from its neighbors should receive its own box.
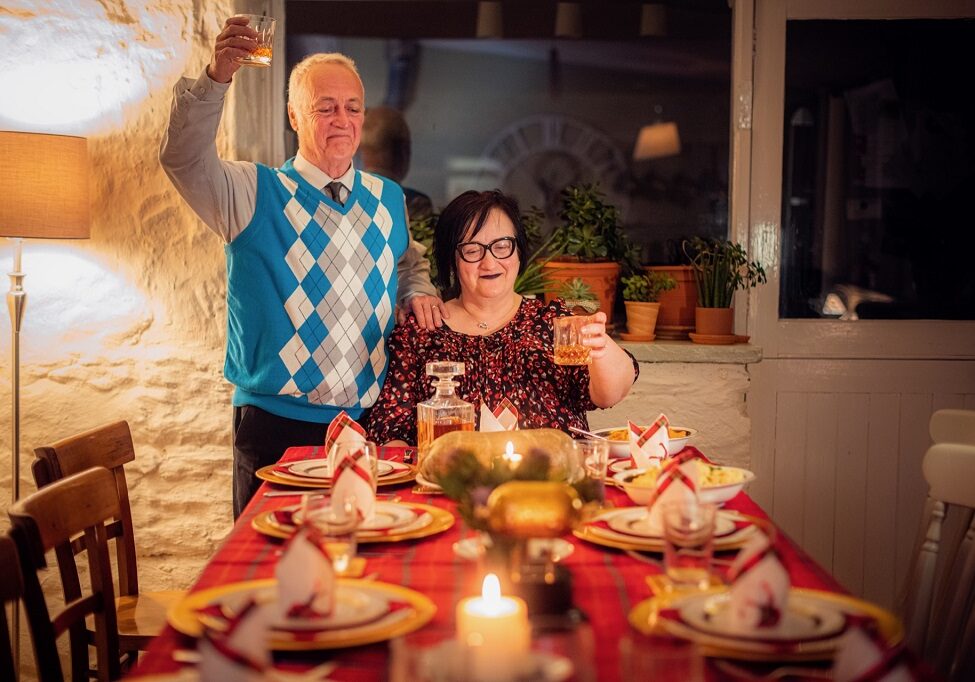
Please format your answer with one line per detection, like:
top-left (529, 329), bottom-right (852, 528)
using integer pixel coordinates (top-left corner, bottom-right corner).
top-left (234, 14), bottom-right (275, 67)
top-left (416, 361), bottom-right (475, 464)
top-left (553, 315), bottom-right (592, 366)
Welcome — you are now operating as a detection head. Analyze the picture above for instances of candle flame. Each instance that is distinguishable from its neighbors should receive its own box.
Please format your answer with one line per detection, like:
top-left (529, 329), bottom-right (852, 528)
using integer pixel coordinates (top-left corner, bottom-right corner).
top-left (502, 441), bottom-right (522, 464)
top-left (481, 573), bottom-right (501, 603)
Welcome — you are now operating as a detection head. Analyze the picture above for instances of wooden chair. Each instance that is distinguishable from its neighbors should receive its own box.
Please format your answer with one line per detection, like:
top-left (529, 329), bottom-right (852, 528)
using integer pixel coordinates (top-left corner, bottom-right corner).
top-left (32, 420), bottom-right (184, 668)
top-left (9, 467), bottom-right (123, 681)
top-left (900, 408), bottom-right (975, 682)
top-left (0, 533), bottom-right (23, 682)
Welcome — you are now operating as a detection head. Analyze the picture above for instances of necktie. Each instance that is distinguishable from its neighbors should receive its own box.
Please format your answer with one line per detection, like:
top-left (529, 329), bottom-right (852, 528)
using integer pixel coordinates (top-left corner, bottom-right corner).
top-left (326, 181), bottom-right (345, 206)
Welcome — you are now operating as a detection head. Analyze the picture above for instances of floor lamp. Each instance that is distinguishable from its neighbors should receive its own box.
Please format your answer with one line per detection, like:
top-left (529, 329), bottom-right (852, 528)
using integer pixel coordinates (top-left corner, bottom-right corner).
top-left (0, 130), bottom-right (91, 669)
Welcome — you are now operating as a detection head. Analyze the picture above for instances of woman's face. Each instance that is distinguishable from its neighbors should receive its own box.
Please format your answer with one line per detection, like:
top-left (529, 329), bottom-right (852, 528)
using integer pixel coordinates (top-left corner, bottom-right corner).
top-left (455, 208), bottom-right (521, 301)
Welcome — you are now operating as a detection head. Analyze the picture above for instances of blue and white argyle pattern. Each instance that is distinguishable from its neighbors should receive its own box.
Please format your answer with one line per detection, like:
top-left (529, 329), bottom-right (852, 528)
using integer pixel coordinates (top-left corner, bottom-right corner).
top-left (225, 163), bottom-right (408, 422)
top-left (274, 171), bottom-right (397, 408)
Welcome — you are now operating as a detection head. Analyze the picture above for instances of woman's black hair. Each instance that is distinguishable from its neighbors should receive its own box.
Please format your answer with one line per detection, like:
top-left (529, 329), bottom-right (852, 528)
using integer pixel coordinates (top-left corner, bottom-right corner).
top-left (433, 189), bottom-right (528, 300)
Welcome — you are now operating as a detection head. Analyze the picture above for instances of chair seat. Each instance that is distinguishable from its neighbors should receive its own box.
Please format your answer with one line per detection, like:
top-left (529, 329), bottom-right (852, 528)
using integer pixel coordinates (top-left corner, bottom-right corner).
top-left (116, 589), bottom-right (185, 648)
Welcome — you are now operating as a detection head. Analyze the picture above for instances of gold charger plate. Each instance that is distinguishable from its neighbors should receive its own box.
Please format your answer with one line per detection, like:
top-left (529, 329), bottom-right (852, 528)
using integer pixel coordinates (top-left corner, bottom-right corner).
top-left (167, 578), bottom-right (436, 650)
top-left (256, 462), bottom-right (415, 489)
top-left (628, 587), bottom-right (903, 662)
top-left (252, 502), bottom-right (454, 543)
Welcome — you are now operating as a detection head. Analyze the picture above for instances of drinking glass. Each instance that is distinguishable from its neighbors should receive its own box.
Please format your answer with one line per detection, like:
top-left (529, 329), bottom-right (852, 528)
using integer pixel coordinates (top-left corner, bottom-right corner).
top-left (661, 499), bottom-right (716, 591)
top-left (553, 315), bottom-right (592, 366)
top-left (234, 14), bottom-right (276, 67)
top-left (328, 441), bottom-right (378, 491)
top-left (301, 493), bottom-right (358, 574)
top-left (575, 439), bottom-right (610, 481)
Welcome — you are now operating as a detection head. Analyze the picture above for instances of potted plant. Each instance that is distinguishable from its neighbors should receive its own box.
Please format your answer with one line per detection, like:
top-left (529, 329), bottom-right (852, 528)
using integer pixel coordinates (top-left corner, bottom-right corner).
top-left (620, 272), bottom-right (677, 341)
top-left (557, 277), bottom-right (600, 315)
top-left (645, 263), bottom-right (697, 339)
top-left (683, 237), bottom-right (767, 341)
top-left (541, 184), bottom-right (640, 324)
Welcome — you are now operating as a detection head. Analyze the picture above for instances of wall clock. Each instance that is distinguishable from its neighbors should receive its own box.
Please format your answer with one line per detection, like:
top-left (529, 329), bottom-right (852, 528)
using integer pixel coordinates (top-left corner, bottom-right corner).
top-left (479, 114), bottom-right (630, 223)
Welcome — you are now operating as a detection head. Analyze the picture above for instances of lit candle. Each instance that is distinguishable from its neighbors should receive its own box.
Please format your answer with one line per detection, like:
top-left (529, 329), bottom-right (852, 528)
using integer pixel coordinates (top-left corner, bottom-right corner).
top-left (501, 440), bottom-right (522, 467)
top-left (456, 574), bottom-right (530, 681)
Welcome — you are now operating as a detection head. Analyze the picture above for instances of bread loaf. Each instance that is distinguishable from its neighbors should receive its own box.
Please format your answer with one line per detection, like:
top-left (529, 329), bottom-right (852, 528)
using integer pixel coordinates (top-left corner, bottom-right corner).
top-left (419, 428), bottom-right (575, 480)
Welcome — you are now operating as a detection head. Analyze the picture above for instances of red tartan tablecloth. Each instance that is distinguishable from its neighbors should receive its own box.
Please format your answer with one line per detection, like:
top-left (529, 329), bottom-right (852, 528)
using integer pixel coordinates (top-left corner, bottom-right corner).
top-left (129, 446), bottom-right (846, 681)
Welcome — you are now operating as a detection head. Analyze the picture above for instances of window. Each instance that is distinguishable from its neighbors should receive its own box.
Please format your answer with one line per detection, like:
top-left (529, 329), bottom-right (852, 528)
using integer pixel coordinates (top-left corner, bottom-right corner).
top-left (780, 19), bottom-right (975, 320)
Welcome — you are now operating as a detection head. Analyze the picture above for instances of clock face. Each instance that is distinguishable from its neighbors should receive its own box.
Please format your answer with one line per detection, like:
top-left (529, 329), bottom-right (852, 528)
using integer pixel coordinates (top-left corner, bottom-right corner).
top-left (479, 115), bottom-right (630, 224)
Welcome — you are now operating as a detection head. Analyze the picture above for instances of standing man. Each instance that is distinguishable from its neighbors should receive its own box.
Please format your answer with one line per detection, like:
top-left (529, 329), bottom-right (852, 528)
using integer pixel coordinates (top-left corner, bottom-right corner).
top-left (161, 16), bottom-right (446, 518)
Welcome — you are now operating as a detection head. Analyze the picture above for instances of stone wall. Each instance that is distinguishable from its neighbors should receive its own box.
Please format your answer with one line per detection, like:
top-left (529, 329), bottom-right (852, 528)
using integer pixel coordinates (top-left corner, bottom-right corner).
top-left (588, 361), bottom-right (753, 469)
top-left (1, 1), bottom-right (238, 599)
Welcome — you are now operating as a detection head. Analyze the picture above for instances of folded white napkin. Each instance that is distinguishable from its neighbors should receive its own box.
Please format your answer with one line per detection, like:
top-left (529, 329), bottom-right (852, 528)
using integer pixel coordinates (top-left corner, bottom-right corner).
top-left (197, 599), bottom-right (271, 681)
top-left (330, 442), bottom-right (376, 522)
top-left (833, 627), bottom-right (915, 682)
top-left (324, 410), bottom-right (367, 451)
top-left (629, 414), bottom-right (670, 468)
top-left (726, 531), bottom-right (790, 630)
top-left (479, 398), bottom-right (520, 432)
top-left (645, 450), bottom-right (699, 529)
top-left (275, 526), bottom-right (336, 619)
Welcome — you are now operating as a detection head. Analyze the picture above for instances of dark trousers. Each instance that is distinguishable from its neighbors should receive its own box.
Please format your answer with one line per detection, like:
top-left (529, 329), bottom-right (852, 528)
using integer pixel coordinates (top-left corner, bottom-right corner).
top-left (232, 405), bottom-right (329, 519)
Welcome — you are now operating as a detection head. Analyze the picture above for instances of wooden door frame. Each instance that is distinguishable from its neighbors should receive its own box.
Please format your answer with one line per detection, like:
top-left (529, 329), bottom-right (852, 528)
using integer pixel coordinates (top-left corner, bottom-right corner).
top-left (733, 0), bottom-right (975, 361)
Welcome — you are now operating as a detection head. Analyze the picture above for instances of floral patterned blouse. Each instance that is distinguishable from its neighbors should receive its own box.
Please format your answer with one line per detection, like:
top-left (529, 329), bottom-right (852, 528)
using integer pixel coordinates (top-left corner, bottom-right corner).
top-left (365, 298), bottom-right (639, 445)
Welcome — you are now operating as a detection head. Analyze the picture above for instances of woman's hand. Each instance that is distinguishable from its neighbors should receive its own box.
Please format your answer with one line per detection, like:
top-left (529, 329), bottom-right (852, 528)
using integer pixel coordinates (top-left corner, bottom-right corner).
top-left (581, 312), bottom-right (611, 359)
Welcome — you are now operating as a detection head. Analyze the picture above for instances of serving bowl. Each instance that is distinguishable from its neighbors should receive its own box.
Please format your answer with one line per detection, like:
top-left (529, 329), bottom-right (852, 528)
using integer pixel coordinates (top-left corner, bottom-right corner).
top-left (592, 426), bottom-right (698, 458)
top-left (612, 463), bottom-right (756, 506)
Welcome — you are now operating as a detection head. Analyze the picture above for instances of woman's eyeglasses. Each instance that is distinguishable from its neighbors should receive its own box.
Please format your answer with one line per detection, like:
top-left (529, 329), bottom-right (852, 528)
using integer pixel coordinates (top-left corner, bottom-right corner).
top-left (456, 237), bottom-right (517, 263)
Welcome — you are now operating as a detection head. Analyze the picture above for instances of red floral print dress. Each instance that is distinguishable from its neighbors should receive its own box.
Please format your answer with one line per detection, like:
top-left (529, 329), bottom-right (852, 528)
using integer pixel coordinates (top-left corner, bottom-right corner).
top-left (365, 298), bottom-right (639, 445)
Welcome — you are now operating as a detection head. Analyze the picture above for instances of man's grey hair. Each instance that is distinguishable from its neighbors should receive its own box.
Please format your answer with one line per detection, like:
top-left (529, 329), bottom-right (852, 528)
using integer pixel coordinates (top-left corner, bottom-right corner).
top-left (288, 53), bottom-right (364, 112)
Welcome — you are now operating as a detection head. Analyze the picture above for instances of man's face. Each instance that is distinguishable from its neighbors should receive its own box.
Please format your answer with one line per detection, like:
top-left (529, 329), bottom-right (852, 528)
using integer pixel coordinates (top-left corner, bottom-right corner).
top-left (288, 62), bottom-right (364, 173)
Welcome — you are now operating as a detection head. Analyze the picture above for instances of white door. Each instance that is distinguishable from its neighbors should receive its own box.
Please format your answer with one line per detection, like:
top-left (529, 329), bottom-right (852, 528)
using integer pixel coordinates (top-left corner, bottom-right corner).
top-left (733, 0), bottom-right (975, 608)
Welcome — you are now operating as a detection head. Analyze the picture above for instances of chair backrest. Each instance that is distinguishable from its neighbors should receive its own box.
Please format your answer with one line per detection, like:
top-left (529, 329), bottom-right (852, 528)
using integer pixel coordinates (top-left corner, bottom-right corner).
top-left (33, 420), bottom-right (140, 596)
top-left (930, 408), bottom-right (975, 446)
top-left (901, 411), bottom-right (975, 682)
top-left (9, 466), bottom-right (123, 682)
top-left (0, 533), bottom-right (22, 682)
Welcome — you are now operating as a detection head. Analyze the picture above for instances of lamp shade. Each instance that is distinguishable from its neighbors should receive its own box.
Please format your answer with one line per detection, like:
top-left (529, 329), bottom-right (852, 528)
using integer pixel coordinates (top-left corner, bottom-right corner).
top-left (0, 131), bottom-right (90, 239)
top-left (633, 121), bottom-right (681, 160)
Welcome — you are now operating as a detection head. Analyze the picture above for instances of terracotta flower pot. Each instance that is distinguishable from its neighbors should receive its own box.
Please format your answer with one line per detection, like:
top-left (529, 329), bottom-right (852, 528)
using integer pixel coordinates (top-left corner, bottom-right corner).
top-left (622, 301), bottom-right (660, 341)
top-left (645, 265), bottom-right (697, 340)
top-left (542, 260), bottom-right (621, 324)
top-left (694, 306), bottom-right (734, 336)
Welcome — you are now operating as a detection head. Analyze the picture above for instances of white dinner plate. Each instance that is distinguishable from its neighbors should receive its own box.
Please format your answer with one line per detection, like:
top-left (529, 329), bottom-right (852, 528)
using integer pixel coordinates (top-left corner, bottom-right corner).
top-left (293, 502), bottom-right (418, 532)
top-left (674, 590), bottom-right (847, 643)
top-left (199, 584), bottom-right (390, 632)
top-left (414, 472), bottom-right (442, 491)
top-left (285, 459), bottom-right (396, 480)
top-left (605, 507), bottom-right (737, 538)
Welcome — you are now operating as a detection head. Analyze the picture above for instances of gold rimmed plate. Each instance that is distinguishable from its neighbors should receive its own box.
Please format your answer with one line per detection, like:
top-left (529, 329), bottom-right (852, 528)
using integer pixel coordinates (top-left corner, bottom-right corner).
top-left (168, 578), bottom-right (436, 650)
top-left (252, 502), bottom-right (454, 543)
top-left (628, 587), bottom-right (903, 662)
top-left (574, 508), bottom-right (755, 553)
top-left (257, 460), bottom-right (415, 489)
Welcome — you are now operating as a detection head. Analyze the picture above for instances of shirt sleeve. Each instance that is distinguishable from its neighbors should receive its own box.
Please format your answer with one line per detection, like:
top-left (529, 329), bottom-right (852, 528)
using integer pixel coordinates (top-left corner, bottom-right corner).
top-left (365, 319), bottom-right (427, 444)
top-left (394, 198), bottom-right (438, 305)
top-left (159, 69), bottom-right (258, 243)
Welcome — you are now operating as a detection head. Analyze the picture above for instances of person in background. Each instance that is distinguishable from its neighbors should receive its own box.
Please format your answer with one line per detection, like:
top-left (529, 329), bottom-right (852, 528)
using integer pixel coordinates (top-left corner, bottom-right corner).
top-left (160, 15), bottom-right (447, 518)
top-left (366, 190), bottom-right (638, 446)
top-left (359, 105), bottom-right (434, 221)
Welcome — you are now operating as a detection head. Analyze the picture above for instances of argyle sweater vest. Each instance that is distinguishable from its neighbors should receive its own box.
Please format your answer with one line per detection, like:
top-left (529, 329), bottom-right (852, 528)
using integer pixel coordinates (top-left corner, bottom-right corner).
top-left (225, 160), bottom-right (408, 423)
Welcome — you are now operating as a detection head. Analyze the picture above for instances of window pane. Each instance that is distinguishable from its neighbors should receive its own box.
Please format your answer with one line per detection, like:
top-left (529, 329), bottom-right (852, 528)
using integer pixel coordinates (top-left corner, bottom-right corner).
top-left (781, 20), bottom-right (975, 320)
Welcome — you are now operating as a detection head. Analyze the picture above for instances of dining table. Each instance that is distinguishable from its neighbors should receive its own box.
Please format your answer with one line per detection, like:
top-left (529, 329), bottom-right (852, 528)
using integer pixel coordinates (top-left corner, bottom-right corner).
top-left (128, 445), bottom-right (894, 681)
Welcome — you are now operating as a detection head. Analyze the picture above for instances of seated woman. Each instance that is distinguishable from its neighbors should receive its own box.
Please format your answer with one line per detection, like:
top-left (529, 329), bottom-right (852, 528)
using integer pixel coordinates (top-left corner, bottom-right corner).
top-left (366, 190), bottom-right (638, 446)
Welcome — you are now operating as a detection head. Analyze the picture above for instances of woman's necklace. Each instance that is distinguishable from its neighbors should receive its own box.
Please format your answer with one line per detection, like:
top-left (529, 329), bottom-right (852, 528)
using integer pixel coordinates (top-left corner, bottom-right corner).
top-left (461, 295), bottom-right (521, 331)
